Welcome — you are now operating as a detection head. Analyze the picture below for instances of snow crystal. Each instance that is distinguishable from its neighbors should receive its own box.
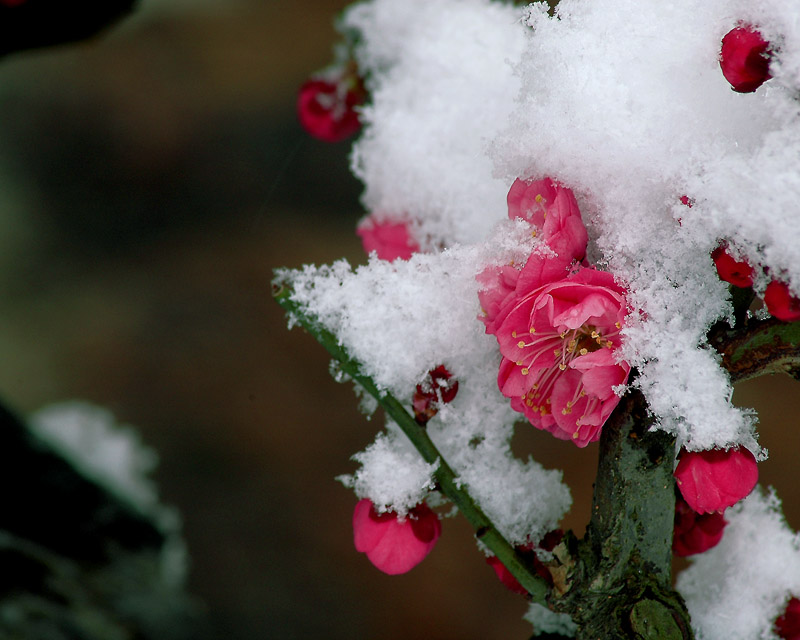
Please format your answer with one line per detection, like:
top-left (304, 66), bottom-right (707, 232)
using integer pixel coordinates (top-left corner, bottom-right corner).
top-left (677, 488), bottom-right (800, 640)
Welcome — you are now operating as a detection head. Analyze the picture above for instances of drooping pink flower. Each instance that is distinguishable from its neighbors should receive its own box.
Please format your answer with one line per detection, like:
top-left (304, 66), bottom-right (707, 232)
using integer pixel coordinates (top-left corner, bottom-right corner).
top-left (412, 365), bottom-right (459, 425)
top-left (764, 280), bottom-right (800, 322)
top-left (507, 177), bottom-right (588, 262)
top-left (353, 499), bottom-right (441, 575)
top-left (297, 68), bottom-right (365, 143)
top-left (486, 530), bottom-right (563, 595)
top-left (672, 493), bottom-right (727, 557)
top-left (674, 447), bottom-right (758, 514)
top-left (719, 25), bottom-right (773, 93)
top-left (495, 262), bottom-right (630, 447)
top-left (712, 244), bottom-right (755, 288)
top-left (776, 597), bottom-right (800, 640)
top-left (356, 215), bottom-right (419, 261)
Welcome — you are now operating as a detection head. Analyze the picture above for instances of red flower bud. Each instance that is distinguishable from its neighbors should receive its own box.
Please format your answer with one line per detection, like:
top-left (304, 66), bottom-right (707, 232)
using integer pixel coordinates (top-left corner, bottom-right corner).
top-left (719, 25), bottom-right (772, 93)
top-left (352, 499), bottom-right (441, 575)
top-left (412, 365), bottom-right (458, 425)
top-left (674, 447), bottom-right (758, 514)
top-left (764, 280), bottom-right (800, 322)
top-left (711, 244), bottom-right (754, 288)
top-left (673, 493), bottom-right (727, 556)
top-left (486, 530), bottom-right (563, 595)
top-left (297, 70), bottom-right (365, 143)
top-left (775, 597), bottom-right (800, 640)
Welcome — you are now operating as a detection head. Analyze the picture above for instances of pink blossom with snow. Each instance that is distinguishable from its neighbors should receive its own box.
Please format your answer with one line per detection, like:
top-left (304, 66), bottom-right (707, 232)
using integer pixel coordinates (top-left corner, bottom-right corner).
top-left (356, 215), bottom-right (419, 261)
top-left (674, 447), bottom-right (758, 514)
top-left (352, 499), bottom-right (441, 575)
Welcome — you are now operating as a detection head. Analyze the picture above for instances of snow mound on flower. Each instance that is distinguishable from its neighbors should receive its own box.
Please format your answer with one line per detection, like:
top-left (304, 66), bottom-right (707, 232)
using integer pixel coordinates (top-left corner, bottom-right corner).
top-left (344, 0), bottom-right (525, 249)
top-left (280, 227), bottom-right (571, 542)
top-left (677, 487), bottom-right (800, 640)
top-left (338, 428), bottom-right (439, 517)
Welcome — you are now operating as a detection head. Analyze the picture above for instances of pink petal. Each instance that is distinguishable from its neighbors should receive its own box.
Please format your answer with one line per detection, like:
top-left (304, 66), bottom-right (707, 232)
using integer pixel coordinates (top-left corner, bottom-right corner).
top-left (674, 448), bottom-right (758, 514)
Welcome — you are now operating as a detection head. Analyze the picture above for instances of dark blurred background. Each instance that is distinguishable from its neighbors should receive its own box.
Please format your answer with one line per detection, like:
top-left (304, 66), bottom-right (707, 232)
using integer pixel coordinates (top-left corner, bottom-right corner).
top-left (0, 1), bottom-right (795, 638)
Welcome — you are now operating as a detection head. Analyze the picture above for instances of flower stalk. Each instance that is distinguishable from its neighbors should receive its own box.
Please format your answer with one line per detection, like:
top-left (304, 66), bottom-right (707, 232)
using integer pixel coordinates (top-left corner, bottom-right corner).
top-left (272, 280), bottom-right (551, 602)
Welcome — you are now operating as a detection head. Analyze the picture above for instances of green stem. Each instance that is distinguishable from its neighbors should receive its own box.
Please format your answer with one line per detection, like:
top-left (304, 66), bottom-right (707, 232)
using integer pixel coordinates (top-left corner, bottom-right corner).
top-left (273, 280), bottom-right (551, 602)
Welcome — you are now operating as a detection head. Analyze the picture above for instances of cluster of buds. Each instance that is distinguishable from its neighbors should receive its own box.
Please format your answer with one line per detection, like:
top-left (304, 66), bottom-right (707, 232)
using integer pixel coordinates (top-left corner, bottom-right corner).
top-left (671, 447), bottom-right (758, 556)
top-left (712, 243), bottom-right (800, 322)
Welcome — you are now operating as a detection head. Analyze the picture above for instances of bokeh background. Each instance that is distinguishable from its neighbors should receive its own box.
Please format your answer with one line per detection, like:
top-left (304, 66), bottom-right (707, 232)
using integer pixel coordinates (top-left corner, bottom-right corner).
top-left (0, 1), bottom-right (796, 638)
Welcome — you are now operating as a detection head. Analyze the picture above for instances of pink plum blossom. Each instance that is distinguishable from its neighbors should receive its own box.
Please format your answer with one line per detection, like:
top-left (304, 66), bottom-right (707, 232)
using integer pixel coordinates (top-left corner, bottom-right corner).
top-left (672, 493), bottom-right (727, 557)
top-left (711, 244), bottom-right (754, 288)
top-left (764, 280), bottom-right (800, 322)
top-left (494, 260), bottom-right (630, 447)
top-left (477, 263), bottom-right (521, 334)
top-left (297, 69), bottom-right (365, 143)
top-left (352, 499), bottom-right (441, 575)
top-left (674, 447), bottom-right (758, 514)
top-left (356, 215), bottom-right (419, 261)
top-left (507, 177), bottom-right (588, 262)
top-left (719, 25), bottom-right (773, 93)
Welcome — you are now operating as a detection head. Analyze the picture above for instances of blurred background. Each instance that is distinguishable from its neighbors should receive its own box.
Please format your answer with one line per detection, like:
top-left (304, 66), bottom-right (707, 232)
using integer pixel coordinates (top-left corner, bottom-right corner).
top-left (0, 1), bottom-right (796, 638)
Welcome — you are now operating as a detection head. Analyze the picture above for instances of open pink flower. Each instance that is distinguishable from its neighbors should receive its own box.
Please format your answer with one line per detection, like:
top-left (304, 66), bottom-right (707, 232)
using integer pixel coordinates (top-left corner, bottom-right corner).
top-left (356, 215), bottom-right (419, 261)
top-left (477, 263), bottom-right (522, 334)
top-left (674, 447), bottom-right (758, 514)
top-left (353, 499), bottom-right (441, 575)
top-left (507, 177), bottom-right (588, 262)
top-left (764, 280), bottom-right (800, 322)
top-left (776, 597), bottom-right (800, 640)
top-left (719, 25), bottom-right (773, 93)
top-left (712, 244), bottom-right (755, 288)
top-left (412, 365), bottom-right (458, 425)
top-left (672, 493), bottom-right (727, 557)
top-left (494, 262), bottom-right (630, 447)
top-left (297, 68), bottom-right (365, 143)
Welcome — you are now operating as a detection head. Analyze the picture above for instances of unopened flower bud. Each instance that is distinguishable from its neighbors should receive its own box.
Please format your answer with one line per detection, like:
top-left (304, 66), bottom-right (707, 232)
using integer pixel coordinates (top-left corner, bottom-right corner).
top-left (297, 67), bottom-right (365, 143)
top-left (711, 244), bottom-right (754, 288)
top-left (352, 499), bottom-right (441, 575)
top-left (764, 280), bottom-right (800, 322)
top-left (719, 25), bottom-right (773, 93)
top-left (775, 596), bottom-right (800, 640)
top-left (674, 447), bottom-right (758, 514)
top-left (413, 365), bottom-right (458, 425)
top-left (673, 493), bottom-right (727, 556)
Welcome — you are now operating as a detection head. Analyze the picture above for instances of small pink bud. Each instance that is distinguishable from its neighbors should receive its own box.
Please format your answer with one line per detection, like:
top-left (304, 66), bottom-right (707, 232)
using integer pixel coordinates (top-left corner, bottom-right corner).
top-left (674, 447), bottom-right (758, 514)
top-left (775, 597), bottom-right (800, 640)
top-left (719, 25), bottom-right (773, 93)
top-left (672, 493), bottom-right (727, 557)
top-left (711, 244), bottom-right (754, 288)
top-left (412, 365), bottom-right (458, 425)
top-left (297, 71), bottom-right (365, 143)
top-left (486, 530), bottom-right (563, 595)
top-left (356, 215), bottom-right (419, 261)
top-left (352, 499), bottom-right (441, 575)
top-left (764, 280), bottom-right (800, 322)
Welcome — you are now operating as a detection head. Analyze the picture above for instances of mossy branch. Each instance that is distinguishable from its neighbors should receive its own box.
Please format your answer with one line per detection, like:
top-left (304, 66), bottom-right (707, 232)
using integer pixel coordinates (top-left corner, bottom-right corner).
top-left (272, 279), bottom-right (551, 603)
